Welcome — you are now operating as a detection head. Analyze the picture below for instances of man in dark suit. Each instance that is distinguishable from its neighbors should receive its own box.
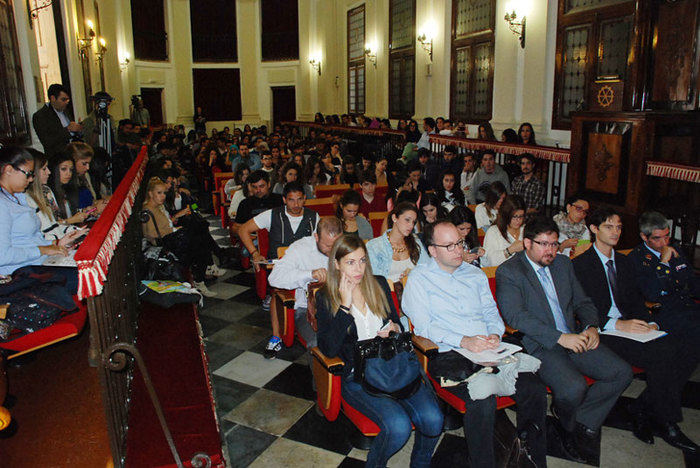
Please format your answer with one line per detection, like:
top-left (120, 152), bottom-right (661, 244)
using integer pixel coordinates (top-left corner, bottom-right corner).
top-left (31, 83), bottom-right (82, 158)
top-left (573, 207), bottom-right (698, 453)
top-left (496, 216), bottom-right (632, 462)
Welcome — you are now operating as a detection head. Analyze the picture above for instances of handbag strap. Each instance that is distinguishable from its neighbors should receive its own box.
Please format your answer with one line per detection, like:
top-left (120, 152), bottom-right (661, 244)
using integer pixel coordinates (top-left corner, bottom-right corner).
top-left (144, 209), bottom-right (165, 241)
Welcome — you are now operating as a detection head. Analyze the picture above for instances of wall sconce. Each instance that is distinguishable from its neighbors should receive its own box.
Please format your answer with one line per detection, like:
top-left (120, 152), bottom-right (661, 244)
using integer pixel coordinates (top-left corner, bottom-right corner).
top-left (119, 52), bottom-right (130, 71)
top-left (364, 45), bottom-right (377, 68)
top-left (78, 19), bottom-right (96, 52)
top-left (504, 10), bottom-right (526, 48)
top-left (417, 33), bottom-right (433, 62)
top-left (96, 37), bottom-right (107, 58)
top-left (309, 58), bottom-right (321, 76)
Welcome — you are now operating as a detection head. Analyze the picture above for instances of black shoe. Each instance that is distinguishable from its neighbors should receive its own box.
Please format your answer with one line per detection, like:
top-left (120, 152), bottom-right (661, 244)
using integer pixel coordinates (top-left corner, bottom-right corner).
top-left (629, 410), bottom-right (654, 445)
top-left (577, 422), bottom-right (600, 440)
top-left (554, 419), bottom-right (587, 463)
top-left (655, 422), bottom-right (699, 453)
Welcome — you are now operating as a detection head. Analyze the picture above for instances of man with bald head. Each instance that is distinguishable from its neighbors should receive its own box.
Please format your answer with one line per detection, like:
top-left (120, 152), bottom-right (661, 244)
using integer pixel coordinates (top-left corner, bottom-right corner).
top-left (402, 221), bottom-right (547, 467)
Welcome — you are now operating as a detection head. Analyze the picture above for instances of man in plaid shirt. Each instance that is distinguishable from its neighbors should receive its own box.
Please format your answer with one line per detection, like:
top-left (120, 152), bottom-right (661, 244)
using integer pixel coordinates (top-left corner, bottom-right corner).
top-left (512, 153), bottom-right (546, 214)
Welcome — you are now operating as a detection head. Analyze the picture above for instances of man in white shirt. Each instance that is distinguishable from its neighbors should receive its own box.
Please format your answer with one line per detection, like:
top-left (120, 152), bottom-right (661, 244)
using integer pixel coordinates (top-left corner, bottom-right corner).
top-left (268, 217), bottom-right (342, 353)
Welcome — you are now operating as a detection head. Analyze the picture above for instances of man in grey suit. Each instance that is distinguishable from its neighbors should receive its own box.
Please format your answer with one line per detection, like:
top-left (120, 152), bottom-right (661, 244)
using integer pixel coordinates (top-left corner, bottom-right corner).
top-left (496, 216), bottom-right (632, 463)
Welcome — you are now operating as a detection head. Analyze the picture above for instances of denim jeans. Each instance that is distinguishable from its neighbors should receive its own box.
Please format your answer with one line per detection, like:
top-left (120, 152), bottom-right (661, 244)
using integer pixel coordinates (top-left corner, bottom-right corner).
top-left (341, 377), bottom-right (443, 468)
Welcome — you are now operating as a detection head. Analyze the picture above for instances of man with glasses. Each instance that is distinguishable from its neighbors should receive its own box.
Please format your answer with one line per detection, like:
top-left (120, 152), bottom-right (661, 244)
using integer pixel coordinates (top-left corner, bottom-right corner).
top-left (403, 221), bottom-right (548, 468)
top-left (496, 216), bottom-right (632, 463)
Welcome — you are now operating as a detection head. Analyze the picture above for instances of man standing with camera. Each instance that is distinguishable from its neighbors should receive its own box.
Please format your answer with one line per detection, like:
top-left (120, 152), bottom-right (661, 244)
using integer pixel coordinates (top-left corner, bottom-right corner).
top-left (131, 96), bottom-right (150, 128)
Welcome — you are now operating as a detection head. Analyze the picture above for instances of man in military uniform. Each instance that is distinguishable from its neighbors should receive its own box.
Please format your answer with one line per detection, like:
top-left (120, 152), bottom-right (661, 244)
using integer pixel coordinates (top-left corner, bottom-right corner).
top-left (628, 212), bottom-right (699, 441)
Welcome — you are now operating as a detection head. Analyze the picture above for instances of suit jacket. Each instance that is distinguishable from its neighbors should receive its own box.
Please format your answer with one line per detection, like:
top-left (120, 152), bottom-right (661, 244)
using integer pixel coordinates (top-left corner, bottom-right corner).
top-left (32, 104), bottom-right (72, 157)
top-left (495, 251), bottom-right (598, 353)
top-left (627, 243), bottom-right (698, 315)
top-left (572, 246), bottom-right (651, 327)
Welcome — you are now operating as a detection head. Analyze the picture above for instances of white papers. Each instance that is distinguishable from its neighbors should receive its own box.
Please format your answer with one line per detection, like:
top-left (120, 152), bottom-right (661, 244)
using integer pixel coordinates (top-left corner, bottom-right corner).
top-left (456, 342), bottom-right (522, 365)
top-left (600, 328), bottom-right (667, 343)
top-left (43, 249), bottom-right (77, 267)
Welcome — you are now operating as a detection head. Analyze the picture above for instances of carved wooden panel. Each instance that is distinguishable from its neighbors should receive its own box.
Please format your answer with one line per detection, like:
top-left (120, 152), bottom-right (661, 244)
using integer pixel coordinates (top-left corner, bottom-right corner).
top-left (651, 0), bottom-right (699, 107)
top-left (585, 133), bottom-right (622, 194)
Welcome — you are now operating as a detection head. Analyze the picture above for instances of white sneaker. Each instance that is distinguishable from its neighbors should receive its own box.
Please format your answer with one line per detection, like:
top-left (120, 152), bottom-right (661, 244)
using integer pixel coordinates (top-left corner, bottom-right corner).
top-left (206, 264), bottom-right (227, 277)
top-left (193, 281), bottom-right (218, 297)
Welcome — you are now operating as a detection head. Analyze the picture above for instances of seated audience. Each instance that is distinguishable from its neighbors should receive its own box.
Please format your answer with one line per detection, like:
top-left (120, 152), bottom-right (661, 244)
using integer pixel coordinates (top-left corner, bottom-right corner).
top-left (0, 146), bottom-right (83, 292)
top-left (512, 153), bottom-right (546, 214)
top-left (374, 155), bottom-right (389, 186)
top-left (340, 156), bottom-right (359, 185)
top-left (25, 150), bottom-right (83, 240)
top-left (142, 177), bottom-right (225, 297)
top-left (224, 163), bottom-right (250, 200)
top-left (267, 217), bottom-right (343, 349)
top-left (426, 145), bottom-right (462, 189)
top-left (366, 202), bottom-right (427, 283)
top-left (496, 216), bottom-right (633, 463)
top-left (449, 206), bottom-right (485, 266)
top-left (435, 169), bottom-right (464, 212)
top-left (336, 190), bottom-right (373, 240)
top-left (460, 153), bottom-right (478, 202)
top-left (554, 195), bottom-right (591, 257)
top-left (477, 122), bottom-right (496, 140)
top-left (358, 170), bottom-right (386, 217)
top-left (48, 155), bottom-right (84, 223)
top-left (417, 192), bottom-right (447, 240)
top-left (482, 195), bottom-right (526, 267)
top-left (467, 151), bottom-right (510, 204)
top-left (573, 207), bottom-right (698, 452)
top-left (475, 181), bottom-right (507, 231)
top-left (403, 221), bottom-right (547, 467)
top-left (230, 142), bottom-right (261, 171)
top-left (317, 234), bottom-right (443, 467)
top-left (238, 182), bottom-right (320, 357)
top-left (501, 128), bottom-right (518, 143)
top-left (304, 157), bottom-right (331, 189)
top-left (67, 142), bottom-right (109, 213)
top-left (518, 122), bottom-right (537, 145)
top-left (259, 151), bottom-right (277, 185)
top-left (231, 170), bottom-right (283, 236)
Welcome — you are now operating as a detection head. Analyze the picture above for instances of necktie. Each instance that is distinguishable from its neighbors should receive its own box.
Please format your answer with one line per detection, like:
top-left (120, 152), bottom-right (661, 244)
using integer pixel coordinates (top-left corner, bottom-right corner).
top-left (538, 267), bottom-right (570, 333)
top-left (606, 259), bottom-right (619, 307)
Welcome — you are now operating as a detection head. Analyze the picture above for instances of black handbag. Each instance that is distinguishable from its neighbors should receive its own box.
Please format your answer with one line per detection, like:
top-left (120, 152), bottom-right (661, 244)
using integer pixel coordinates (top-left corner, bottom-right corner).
top-left (353, 331), bottom-right (423, 399)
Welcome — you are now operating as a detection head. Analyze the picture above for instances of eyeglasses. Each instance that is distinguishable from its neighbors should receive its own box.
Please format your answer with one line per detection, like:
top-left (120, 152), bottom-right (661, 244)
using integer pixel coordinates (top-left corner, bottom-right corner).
top-left (431, 240), bottom-right (465, 252)
top-left (531, 239), bottom-right (560, 249)
top-left (512, 214), bottom-right (525, 219)
top-left (15, 167), bottom-right (34, 179)
top-left (571, 204), bottom-right (589, 214)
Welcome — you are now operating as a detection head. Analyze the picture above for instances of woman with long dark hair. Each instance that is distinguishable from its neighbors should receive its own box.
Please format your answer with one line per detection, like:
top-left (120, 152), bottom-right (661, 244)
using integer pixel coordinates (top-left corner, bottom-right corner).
top-left (335, 190), bottom-right (373, 240)
top-left (449, 206), bottom-right (485, 266)
top-left (49, 155), bottom-right (82, 222)
top-left (475, 181), bottom-right (507, 231)
top-left (482, 195), bottom-right (526, 267)
top-left (366, 202), bottom-right (427, 282)
top-left (434, 169), bottom-right (465, 212)
top-left (518, 122), bottom-right (537, 145)
top-left (477, 122), bottom-right (496, 141)
top-left (316, 234), bottom-right (443, 468)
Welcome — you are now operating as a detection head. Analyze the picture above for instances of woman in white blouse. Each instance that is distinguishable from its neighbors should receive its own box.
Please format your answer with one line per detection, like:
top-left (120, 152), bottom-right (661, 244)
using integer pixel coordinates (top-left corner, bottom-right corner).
top-left (482, 195), bottom-right (526, 267)
top-left (474, 181), bottom-right (506, 231)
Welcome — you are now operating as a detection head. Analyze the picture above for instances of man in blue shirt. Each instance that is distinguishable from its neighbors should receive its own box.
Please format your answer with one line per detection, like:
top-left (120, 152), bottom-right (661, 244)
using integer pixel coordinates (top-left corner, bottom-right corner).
top-left (402, 221), bottom-right (547, 468)
top-left (573, 207), bottom-right (698, 453)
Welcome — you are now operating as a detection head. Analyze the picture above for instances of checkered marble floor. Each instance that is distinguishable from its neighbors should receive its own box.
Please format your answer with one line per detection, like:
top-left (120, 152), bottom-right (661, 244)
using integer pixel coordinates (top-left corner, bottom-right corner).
top-left (201, 214), bottom-right (700, 467)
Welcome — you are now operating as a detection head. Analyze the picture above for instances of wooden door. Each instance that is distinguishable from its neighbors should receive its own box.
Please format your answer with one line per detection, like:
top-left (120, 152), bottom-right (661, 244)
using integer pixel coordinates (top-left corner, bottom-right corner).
top-left (271, 86), bottom-right (296, 129)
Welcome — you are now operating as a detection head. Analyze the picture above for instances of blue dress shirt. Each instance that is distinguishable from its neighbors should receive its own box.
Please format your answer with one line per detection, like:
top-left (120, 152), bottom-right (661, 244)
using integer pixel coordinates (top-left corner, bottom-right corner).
top-left (0, 190), bottom-right (52, 274)
top-left (524, 254), bottom-right (571, 333)
top-left (402, 257), bottom-right (505, 352)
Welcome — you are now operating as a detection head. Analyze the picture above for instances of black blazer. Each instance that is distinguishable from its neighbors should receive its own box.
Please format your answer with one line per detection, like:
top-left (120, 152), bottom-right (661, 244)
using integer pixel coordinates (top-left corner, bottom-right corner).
top-left (316, 275), bottom-right (402, 377)
top-left (32, 104), bottom-right (72, 157)
top-left (572, 246), bottom-right (650, 326)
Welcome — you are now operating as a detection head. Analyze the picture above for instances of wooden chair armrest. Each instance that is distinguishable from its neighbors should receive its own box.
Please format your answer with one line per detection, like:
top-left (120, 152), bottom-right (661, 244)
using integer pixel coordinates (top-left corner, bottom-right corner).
top-left (412, 335), bottom-right (439, 356)
top-left (0, 304), bottom-right (7, 320)
top-left (310, 346), bottom-right (345, 374)
top-left (505, 325), bottom-right (519, 335)
top-left (273, 289), bottom-right (296, 308)
top-left (645, 301), bottom-right (661, 311)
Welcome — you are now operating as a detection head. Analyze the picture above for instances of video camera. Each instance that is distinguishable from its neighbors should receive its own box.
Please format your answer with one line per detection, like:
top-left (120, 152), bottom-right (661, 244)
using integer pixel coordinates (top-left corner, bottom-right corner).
top-left (131, 94), bottom-right (142, 108)
top-left (91, 91), bottom-right (113, 119)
